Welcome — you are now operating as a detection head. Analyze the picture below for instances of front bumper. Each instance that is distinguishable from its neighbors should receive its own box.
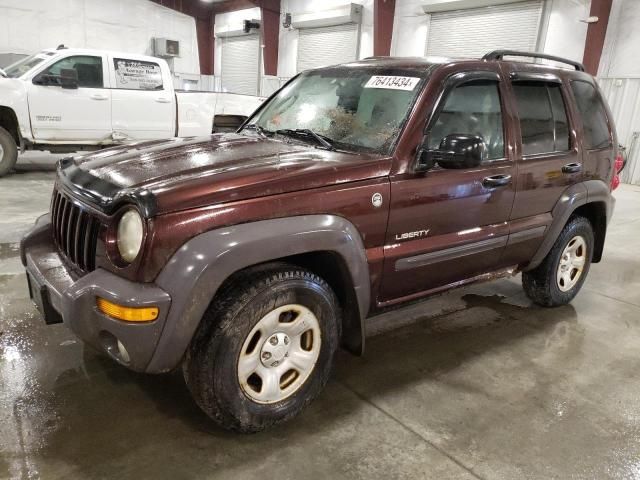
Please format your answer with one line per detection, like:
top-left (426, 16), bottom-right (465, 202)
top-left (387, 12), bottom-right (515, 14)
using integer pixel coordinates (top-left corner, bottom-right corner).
top-left (21, 215), bottom-right (171, 372)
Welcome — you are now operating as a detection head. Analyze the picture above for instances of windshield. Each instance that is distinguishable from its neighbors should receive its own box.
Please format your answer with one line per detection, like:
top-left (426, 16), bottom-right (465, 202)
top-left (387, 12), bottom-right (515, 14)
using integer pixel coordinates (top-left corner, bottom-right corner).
top-left (3, 51), bottom-right (56, 79)
top-left (245, 68), bottom-right (427, 154)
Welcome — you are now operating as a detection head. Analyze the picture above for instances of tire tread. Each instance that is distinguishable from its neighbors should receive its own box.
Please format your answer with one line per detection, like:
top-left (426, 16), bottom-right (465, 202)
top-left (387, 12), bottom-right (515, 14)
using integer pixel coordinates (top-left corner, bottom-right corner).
top-left (523, 215), bottom-right (594, 307)
top-left (183, 262), bottom-right (340, 433)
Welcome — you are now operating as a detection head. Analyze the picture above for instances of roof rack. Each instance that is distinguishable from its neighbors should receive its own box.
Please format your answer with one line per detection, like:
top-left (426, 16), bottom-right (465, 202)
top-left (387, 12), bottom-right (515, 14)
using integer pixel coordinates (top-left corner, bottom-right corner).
top-left (482, 50), bottom-right (585, 72)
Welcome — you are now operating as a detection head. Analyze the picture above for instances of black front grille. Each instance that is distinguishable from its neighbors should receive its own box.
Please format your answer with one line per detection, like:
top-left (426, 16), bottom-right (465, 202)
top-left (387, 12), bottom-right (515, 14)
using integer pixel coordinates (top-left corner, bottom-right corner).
top-left (51, 189), bottom-right (101, 272)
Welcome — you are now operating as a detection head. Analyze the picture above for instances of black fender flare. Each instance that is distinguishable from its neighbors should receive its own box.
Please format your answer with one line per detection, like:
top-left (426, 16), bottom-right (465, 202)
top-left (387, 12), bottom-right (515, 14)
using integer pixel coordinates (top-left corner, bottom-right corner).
top-left (524, 180), bottom-right (613, 271)
top-left (147, 214), bottom-right (370, 373)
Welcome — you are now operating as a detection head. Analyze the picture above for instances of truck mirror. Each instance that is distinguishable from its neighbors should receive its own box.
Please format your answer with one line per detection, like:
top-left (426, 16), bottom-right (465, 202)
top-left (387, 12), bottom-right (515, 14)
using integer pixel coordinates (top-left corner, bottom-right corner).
top-left (415, 147), bottom-right (436, 172)
top-left (60, 68), bottom-right (79, 89)
top-left (32, 73), bottom-right (54, 86)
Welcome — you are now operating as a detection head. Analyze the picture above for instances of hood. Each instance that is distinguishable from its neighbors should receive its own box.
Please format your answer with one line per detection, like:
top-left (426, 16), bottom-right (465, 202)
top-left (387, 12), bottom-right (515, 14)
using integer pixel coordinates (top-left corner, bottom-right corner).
top-left (61, 133), bottom-right (391, 215)
top-left (0, 77), bottom-right (26, 94)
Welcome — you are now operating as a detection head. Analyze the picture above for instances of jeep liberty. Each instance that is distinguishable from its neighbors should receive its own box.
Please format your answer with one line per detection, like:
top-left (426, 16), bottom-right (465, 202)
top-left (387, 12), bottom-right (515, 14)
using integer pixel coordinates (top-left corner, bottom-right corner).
top-left (21, 51), bottom-right (623, 432)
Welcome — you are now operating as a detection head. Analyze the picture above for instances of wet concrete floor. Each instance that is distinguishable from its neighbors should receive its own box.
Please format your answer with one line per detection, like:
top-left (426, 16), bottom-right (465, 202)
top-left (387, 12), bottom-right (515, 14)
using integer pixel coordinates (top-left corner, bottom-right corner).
top-left (1, 167), bottom-right (640, 479)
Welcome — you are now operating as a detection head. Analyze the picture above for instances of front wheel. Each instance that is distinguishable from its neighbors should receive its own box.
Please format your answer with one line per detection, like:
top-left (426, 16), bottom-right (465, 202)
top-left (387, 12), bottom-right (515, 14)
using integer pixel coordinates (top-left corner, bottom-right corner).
top-left (183, 263), bottom-right (340, 433)
top-left (523, 216), bottom-right (594, 307)
top-left (0, 126), bottom-right (18, 177)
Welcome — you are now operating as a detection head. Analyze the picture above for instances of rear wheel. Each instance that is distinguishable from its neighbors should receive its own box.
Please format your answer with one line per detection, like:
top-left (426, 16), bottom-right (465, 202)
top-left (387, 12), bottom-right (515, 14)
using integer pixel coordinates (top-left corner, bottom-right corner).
top-left (0, 126), bottom-right (18, 177)
top-left (523, 216), bottom-right (594, 307)
top-left (183, 263), bottom-right (340, 433)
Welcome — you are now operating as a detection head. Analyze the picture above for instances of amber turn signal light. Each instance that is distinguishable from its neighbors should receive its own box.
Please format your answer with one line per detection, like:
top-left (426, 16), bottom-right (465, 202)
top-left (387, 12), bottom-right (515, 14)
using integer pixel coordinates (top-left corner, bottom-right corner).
top-left (96, 298), bottom-right (159, 322)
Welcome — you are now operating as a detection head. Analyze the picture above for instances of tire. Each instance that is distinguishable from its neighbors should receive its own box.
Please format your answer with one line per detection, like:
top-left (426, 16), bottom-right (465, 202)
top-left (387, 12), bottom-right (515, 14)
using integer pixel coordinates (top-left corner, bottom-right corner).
top-left (0, 126), bottom-right (18, 177)
top-left (183, 263), bottom-right (341, 433)
top-left (523, 215), bottom-right (594, 307)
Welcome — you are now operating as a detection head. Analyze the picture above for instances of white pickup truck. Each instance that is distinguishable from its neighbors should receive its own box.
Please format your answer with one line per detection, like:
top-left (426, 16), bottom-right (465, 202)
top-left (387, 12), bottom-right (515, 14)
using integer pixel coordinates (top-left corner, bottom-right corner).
top-left (0, 47), bottom-right (265, 176)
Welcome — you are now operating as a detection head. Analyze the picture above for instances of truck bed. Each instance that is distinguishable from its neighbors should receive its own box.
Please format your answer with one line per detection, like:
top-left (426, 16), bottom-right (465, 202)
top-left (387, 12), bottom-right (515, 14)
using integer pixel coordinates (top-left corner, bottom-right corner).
top-left (175, 91), bottom-right (265, 137)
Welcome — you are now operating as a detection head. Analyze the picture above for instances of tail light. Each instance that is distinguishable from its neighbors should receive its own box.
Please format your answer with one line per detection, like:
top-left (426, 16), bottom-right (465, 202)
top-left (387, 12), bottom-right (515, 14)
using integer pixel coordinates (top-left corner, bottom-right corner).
top-left (611, 153), bottom-right (624, 190)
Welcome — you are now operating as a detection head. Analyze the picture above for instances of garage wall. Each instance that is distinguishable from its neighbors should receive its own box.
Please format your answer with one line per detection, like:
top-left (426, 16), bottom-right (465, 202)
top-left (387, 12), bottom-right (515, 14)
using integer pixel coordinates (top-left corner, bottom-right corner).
top-left (0, 0), bottom-right (200, 74)
top-left (220, 34), bottom-right (261, 95)
top-left (541, 0), bottom-right (590, 62)
top-left (391, 0), bottom-right (591, 62)
top-left (599, 0), bottom-right (640, 78)
top-left (278, 0), bottom-right (373, 78)
top-left (424, 1), bottom-right (544, 58)
top-left (598, 0), bottom-right (640, 185)
top-left (214, 7), bottom-right (262, 81)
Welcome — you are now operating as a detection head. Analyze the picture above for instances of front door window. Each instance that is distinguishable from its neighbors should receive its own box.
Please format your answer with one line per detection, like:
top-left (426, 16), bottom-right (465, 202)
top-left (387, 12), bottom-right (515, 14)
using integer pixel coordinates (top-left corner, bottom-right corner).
top-left (429, 80), bottom-right (505, 161)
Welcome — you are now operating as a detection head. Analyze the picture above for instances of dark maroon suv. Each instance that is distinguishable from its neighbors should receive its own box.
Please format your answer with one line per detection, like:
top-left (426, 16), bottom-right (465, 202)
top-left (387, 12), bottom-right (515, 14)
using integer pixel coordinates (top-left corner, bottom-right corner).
top-left (21, 51), bottom-right (623, 432)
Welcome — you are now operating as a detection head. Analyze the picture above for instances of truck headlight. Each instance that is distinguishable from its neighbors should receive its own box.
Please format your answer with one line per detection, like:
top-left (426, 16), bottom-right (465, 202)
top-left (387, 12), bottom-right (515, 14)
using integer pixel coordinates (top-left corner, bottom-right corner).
top-left (117, 209), bottom-right (144, 263)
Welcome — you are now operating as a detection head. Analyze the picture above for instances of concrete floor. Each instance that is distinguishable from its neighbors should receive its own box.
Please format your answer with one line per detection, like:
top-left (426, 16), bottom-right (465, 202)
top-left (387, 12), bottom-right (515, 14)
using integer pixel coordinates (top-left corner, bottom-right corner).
top-left (1, 160), bottom-right (640, 479)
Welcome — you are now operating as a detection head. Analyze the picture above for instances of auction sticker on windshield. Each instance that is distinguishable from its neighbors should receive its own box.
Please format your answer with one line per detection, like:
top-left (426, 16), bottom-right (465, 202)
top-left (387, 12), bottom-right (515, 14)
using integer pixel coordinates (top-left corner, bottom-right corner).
top-left (364, 76), bottom-right (420, 91)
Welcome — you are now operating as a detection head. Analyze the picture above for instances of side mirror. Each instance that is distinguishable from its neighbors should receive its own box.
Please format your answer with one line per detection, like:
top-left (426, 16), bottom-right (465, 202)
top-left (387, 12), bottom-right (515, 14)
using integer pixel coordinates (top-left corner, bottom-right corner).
top-left (33, 73), bottom-right (55, 86)
top-left (60, 68), bottom-right (79, 89)
top-left (431, 134), bottom-right (486, 169)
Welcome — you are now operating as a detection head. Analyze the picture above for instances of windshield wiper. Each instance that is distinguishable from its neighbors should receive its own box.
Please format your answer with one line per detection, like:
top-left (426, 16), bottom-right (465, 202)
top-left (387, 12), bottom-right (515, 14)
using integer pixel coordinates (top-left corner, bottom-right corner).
top-left (0, 68), bottom-right (6, 78)
top-left (275, 129), bottom-right (335, 150)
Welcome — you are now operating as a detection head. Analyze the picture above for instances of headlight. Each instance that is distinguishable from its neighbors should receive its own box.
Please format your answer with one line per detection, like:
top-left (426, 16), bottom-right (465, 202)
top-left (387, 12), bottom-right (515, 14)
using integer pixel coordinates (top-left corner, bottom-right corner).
top-left (117, 209), bottom-right (144, 263)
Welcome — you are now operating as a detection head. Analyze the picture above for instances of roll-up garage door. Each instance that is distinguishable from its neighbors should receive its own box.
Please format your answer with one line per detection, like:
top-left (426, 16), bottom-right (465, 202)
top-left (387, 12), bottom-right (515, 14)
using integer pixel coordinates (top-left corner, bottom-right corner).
top-left (297, 23), bottom-right (359, 72)
top-left (221, 34), bottom-right (259, 95)
top-left (425, 1), bottom-right (543, 59)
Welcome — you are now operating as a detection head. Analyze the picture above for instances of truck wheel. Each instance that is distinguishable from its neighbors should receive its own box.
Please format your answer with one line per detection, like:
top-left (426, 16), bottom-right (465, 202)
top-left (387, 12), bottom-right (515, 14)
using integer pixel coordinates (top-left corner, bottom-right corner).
top-left (523, 216), bottom-right (594, 307)
top-left (183, 263), bottom-right (341, 433)
top-left (0, 126), bottom-right (18, 177)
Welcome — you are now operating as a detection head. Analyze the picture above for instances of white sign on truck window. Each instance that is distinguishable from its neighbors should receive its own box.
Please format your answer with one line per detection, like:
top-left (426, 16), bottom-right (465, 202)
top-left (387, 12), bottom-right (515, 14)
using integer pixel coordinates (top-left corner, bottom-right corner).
top-left (114, 58), bottom-right (163, 90)
top-left (364, 76), bottom-right (420, 91)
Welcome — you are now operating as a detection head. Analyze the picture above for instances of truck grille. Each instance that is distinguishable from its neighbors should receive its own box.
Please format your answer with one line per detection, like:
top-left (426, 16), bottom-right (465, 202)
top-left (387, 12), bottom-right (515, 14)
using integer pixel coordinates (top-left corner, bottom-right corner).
top-left (51, 189), bottom-right (102, 272)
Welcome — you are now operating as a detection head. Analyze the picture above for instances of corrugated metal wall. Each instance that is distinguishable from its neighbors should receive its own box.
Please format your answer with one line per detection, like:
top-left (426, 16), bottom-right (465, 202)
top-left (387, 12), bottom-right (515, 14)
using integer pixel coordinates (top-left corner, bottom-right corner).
top-left (425, 1), bottom-right (543, 59)
top-left (296, 23), bottom-right (360, 73)
top-left (599, 77), bottom-right (640, 185)
top-left (221, 34), bottom-right (260, 96)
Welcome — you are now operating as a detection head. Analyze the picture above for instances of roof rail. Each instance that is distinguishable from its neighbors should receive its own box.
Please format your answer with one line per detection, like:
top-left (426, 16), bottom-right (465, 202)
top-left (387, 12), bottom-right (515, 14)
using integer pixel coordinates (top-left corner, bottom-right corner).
top-left (482, 50), bottom-right (585, 72)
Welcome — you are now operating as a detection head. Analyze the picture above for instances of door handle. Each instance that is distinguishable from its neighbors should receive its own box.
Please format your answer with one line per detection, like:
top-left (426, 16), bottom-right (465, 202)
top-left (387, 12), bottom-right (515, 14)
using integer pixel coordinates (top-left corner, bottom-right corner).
top-left (155, 97), bottom-right (172, 103)
top-left (562, 162), bottom-right (582, 174)
top-left (90, 93), bottom-right (109, 101)
top-left (482, 174), bottom-right (512, 188)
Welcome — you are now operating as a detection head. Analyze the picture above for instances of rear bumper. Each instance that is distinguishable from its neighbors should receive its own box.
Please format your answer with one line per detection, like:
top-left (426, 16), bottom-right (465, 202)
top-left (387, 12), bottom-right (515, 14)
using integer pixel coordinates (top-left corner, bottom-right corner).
top-left (21, 215), bottom-right (171, 372)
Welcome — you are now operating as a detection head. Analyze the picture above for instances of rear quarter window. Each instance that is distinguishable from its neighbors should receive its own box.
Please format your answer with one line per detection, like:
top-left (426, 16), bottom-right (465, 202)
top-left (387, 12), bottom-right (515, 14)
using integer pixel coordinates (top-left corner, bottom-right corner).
top-left (570, 80), bottom-right (611, 150)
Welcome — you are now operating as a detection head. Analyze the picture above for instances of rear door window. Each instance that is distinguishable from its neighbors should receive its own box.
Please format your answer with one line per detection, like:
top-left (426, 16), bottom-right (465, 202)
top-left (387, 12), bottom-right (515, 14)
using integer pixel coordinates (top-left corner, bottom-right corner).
top-left (512, 81), bottom-right (570, 156)
top-left (570, 80), bottom-right (611, 149)
top-left (113, 58), bottom-right (163, 90)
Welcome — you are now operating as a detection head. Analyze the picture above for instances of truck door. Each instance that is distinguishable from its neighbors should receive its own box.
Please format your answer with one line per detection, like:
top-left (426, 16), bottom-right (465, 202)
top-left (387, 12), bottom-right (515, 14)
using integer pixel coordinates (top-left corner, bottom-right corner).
top-left (499, 70), bottom-right (584, 268)
top-left (380, 70), bottom-right (516, 305)
top-left (27, 54), bottom-right (111, 142)
top-left (109, 57), bottom-right (175, 140)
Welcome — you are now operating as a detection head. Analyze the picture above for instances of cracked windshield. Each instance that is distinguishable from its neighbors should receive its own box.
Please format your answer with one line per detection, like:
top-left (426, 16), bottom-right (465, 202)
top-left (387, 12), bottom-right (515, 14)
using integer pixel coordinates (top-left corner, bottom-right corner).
top-left (247, 70), bottom-right (426, 153)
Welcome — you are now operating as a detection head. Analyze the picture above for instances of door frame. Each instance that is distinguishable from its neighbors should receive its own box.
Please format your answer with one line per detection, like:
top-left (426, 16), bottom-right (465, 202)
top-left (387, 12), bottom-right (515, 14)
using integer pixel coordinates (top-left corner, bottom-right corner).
top-left (377, 64), bottom-right (519, 307)
top-left (27, 53), bottom-right (112, 142)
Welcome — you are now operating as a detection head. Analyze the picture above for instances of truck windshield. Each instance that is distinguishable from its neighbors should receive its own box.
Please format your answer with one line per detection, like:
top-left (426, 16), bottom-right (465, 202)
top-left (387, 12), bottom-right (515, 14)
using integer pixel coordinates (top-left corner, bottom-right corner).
top-left (245, 69), bottom-right (426, 154)
top-left (3, 51), bottom-right (56, 79)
